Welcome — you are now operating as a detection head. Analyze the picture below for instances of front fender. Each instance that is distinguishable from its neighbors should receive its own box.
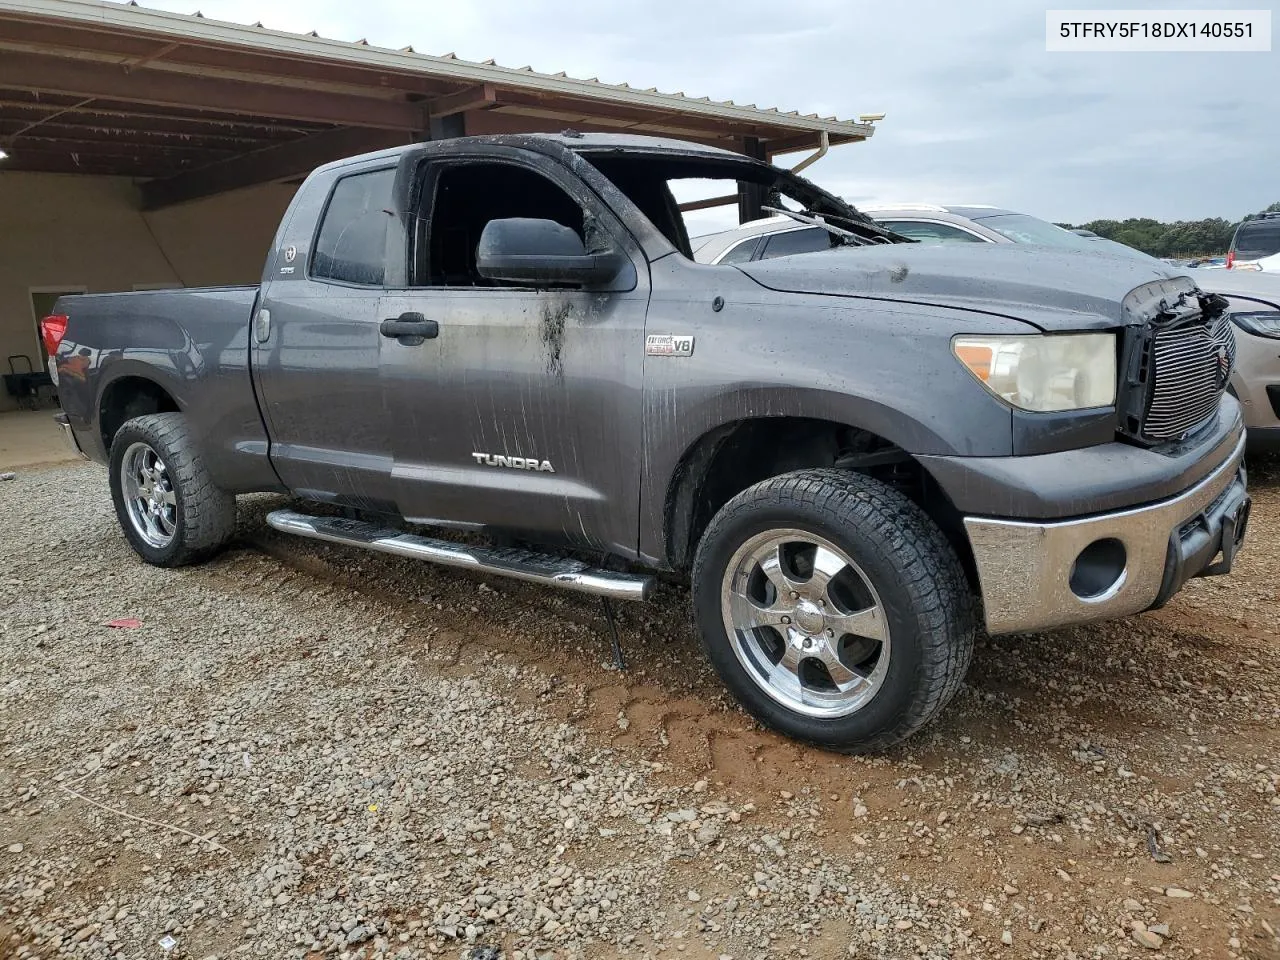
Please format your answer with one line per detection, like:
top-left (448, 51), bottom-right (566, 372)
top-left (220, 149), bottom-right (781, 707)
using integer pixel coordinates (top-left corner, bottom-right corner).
top-left (636, 382), bottom-right (1009, 567)
top-left (652, 383), bottom-right (969, 461)
top-left (636, 270), bottom-right (1028, 565)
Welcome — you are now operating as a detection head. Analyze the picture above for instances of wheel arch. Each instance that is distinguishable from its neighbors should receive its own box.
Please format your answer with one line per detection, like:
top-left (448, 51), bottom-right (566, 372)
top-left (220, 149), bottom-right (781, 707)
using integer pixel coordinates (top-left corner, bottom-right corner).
top-left (659, 413), bottom-right (976, 586)
top-left (98, 369), bottom-right (181, 453)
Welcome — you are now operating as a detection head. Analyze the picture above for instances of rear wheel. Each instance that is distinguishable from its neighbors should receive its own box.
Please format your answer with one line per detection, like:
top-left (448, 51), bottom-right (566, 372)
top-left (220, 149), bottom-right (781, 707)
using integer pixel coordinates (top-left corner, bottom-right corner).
top-left (109, 413), bottom-right (236, 567)
top-left (692, 469), bottom-right (974, 752)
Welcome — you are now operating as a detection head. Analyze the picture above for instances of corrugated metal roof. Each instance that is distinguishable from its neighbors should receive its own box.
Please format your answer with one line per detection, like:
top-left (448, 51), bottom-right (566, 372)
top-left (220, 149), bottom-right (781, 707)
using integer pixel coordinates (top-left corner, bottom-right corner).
top-left (0, 0), bottom-right (875, 141)
top-left (0, 0), bottom-right (878, 201)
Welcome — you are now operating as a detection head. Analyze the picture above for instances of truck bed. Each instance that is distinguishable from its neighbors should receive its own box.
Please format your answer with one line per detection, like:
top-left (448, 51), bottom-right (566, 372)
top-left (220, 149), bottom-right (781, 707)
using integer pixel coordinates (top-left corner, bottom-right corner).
top-left (52, 285), bottom-right (282, 494)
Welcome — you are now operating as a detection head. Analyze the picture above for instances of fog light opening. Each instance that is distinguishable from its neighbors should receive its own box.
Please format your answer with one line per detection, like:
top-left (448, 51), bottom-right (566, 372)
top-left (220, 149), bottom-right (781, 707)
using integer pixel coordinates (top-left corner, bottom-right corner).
top-left (1069, 538), bottom-right (1127, 600)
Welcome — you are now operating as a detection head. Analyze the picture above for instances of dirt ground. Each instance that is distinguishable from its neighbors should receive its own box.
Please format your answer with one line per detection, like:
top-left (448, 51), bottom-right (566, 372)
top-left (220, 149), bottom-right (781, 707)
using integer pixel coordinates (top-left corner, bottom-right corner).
top-left (0, 409), bottom-right (80, 472)
top-left (1, 456), bottom-right (1277, 960)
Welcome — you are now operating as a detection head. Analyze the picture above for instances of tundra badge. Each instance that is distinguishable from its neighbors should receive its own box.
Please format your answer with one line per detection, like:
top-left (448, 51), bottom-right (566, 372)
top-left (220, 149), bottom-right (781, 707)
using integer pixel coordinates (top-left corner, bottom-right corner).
top-left (645, 334), bottom-right (695, 357)
top-left (472, 452), bottom-right (556, 473)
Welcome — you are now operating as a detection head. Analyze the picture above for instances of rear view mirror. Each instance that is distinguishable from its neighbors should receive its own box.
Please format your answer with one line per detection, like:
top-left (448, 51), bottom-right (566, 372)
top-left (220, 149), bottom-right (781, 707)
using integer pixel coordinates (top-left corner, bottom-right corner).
top-left (476, 218), bottom-right (629, 288)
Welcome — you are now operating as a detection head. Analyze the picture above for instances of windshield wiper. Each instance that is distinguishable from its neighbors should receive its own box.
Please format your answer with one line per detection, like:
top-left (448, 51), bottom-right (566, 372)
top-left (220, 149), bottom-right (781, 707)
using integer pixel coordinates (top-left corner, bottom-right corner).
top-left (762, 206), bottom-right (881, 246)
top-left (763, 205), bottom-right (855, 241)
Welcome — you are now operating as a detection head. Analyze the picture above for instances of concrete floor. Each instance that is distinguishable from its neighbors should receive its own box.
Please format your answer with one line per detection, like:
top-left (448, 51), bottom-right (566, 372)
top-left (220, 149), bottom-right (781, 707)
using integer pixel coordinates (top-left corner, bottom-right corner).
top-left (0, 408), bottom-right (83, 471)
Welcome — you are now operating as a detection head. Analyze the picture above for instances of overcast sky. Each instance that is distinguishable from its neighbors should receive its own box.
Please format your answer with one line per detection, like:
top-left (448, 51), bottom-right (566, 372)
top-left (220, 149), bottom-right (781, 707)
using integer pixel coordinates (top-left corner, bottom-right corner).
top-left (145, 0), bottom-right (1276, 225)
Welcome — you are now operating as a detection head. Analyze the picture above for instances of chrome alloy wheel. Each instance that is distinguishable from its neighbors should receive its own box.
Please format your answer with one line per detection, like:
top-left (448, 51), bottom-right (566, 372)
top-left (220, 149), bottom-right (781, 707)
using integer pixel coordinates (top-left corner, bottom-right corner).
top-left (720, 529), bottom-right (891, 719)
top-left (121, 441), bottom-right (177, 548)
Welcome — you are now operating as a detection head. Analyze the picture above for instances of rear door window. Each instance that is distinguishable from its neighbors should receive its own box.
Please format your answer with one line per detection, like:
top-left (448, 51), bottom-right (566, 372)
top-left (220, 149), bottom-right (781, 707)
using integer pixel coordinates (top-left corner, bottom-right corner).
top-left (1233, 220), bottom-right (1280, 261)
top-left (311, 168), bottom-right (396, 286)
top-left (719, 236), bottom-right (762, 264)
top-left (881, 220), bottom-right (988, 243)
top-left (759, 227), bottom-right (831, 260)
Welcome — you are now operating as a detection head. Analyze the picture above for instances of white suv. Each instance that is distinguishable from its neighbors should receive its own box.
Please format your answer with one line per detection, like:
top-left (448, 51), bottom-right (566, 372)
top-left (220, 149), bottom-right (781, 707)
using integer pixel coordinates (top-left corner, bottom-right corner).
top-left (1227, 213), bottom-right (1280, 272)
top-left (692, 204), bottom-right (1134, 264)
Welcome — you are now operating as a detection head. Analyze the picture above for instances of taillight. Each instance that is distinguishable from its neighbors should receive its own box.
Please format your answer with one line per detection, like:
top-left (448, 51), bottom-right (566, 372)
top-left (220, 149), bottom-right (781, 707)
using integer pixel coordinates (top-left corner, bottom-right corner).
top-left (40, 314), bottom-right (69, 356)
top-left (1226, 250), bottom-right (1235, 269)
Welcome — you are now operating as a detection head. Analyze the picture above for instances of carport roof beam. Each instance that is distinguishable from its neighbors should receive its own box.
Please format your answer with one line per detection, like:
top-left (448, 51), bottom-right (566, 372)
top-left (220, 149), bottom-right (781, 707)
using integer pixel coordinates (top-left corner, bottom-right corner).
top-left (0, 0), bottom-right (879, 200)
top-left (0, 0), bottom-right (875, 145)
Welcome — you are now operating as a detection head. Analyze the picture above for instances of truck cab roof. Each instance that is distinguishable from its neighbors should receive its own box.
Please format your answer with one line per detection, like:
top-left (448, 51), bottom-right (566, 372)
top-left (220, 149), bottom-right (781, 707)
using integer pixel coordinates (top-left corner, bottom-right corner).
top-left (315, 132), bottom-right (742, 176)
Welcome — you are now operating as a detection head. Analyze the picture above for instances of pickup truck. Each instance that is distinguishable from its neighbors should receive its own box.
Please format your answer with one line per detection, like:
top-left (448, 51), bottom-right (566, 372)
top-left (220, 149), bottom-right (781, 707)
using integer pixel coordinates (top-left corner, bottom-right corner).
top-left (44, 133), bottom-right (1250, 751)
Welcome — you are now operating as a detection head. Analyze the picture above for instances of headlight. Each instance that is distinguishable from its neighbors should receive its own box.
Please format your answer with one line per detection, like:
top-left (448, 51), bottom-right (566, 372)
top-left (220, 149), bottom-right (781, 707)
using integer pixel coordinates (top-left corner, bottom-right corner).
top-left (952, 333), bottom-right (1116, 412)
top-left (1230, 311), bottom-right (1280, 339)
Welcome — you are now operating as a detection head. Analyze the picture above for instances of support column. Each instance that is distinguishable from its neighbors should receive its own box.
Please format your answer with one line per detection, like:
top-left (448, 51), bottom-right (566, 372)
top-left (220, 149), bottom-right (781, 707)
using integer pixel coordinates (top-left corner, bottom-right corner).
top-left (738, 136), bottom-right (767, 224)
top-left (428, 112), bottom-right (466, 141)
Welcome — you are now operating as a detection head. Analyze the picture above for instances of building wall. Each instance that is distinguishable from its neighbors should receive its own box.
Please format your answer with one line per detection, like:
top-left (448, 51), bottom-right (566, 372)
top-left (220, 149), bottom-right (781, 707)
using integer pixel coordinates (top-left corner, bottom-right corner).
top-left (0, 171), bottom-right (295, 411)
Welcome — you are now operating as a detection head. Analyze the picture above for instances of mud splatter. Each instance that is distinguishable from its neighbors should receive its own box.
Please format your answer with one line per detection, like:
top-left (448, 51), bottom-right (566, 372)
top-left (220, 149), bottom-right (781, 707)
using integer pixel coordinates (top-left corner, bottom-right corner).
top-left (541, 302), bottom-right (571, 379)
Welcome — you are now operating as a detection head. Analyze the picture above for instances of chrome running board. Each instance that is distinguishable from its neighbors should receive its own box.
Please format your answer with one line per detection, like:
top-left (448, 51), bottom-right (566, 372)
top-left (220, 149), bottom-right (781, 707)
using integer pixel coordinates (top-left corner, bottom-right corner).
top-left (265, 509), bottom-right (653, 602)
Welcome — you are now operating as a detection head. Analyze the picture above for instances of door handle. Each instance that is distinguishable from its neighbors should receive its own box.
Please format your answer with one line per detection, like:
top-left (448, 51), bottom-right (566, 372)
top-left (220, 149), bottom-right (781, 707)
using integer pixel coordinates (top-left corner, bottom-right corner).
top-left (380, 313), bottom-right (438, 342)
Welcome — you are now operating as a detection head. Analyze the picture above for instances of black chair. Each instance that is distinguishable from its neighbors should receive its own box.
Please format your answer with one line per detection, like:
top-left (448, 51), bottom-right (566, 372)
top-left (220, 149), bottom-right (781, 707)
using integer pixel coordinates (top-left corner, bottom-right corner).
top-left (4, 355), bottom-right (55, 410)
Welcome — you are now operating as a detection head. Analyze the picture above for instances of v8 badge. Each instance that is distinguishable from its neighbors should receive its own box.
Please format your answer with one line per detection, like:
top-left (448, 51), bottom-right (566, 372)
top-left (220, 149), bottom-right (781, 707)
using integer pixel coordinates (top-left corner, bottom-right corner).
top-left (645, 334), bottom-right (695, 358)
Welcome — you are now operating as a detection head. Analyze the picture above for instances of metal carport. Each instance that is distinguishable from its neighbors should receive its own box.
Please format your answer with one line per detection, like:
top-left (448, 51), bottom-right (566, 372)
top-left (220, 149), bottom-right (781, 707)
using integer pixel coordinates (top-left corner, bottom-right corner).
top-left (0, 0), bottom-right (877, 410)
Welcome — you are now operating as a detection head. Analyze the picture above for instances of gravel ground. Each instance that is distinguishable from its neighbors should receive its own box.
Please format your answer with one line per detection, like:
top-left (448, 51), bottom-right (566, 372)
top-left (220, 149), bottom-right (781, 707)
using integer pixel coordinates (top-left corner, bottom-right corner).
top-left (1, 460), bottom-right (1278, 960)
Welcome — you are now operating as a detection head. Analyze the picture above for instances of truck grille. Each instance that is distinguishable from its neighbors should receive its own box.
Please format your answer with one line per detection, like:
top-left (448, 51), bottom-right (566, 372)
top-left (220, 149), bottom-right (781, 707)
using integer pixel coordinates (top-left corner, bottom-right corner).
top-left (1144, 316), bottom-right (1235, 441)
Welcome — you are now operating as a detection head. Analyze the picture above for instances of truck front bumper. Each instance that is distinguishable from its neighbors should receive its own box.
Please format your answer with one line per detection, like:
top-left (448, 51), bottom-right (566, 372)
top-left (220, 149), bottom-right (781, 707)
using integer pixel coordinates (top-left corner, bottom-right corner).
top-left (963, 433), bottom-right (1248, 635)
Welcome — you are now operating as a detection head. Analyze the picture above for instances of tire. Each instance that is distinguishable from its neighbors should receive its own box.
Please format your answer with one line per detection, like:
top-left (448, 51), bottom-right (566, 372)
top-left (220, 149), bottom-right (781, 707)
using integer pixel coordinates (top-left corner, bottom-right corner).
top-left (691, 468), bottom-right (974, 752)
top-left (108, 413), bottom-right (237, 567)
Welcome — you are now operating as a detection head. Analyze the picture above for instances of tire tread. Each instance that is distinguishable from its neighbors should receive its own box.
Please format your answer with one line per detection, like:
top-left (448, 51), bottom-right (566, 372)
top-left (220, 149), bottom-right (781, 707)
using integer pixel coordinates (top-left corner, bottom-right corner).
top-left (109, 413), bottom-right (236, 567)
top-left (692, 468), bottom-right (975, 752)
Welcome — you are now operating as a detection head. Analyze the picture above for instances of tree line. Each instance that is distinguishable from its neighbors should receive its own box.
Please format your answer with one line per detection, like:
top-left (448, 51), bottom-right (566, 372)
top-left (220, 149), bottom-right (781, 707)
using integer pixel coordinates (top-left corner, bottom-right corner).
top-left (1058, 202), bottom-right (1280, 259)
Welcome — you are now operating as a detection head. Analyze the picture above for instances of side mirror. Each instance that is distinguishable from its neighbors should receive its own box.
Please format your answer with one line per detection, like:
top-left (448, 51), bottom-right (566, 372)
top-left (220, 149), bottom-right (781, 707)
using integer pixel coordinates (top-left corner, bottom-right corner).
top-left (476, 218), bottom-right (627, 288)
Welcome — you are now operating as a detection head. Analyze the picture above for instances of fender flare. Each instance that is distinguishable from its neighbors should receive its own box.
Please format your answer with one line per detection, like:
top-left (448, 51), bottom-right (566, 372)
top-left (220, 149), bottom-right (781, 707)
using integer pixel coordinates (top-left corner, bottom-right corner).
top-left (643, 385), bottom-right (960, 568)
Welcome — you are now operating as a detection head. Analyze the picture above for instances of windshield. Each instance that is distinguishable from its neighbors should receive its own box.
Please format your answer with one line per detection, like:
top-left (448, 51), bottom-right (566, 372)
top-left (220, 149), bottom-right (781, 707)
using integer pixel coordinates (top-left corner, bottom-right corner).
top-left (974, 213), bottom-right (1097, 249)
top-left (581, 151), bottom-right (904, 258)
top-left (1233, 220), bottom-right (1280, 260)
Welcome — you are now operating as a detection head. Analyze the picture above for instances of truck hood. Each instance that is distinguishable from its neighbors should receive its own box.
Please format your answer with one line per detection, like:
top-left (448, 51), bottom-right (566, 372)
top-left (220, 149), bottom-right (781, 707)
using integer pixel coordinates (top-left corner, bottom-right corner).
top-left (737, 242), bottom-right (1198, 331)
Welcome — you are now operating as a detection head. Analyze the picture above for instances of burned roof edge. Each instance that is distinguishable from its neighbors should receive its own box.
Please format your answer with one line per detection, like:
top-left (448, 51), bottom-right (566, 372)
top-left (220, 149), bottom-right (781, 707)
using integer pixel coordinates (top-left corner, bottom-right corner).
top-left (312, 132), bottom-right (747, 176)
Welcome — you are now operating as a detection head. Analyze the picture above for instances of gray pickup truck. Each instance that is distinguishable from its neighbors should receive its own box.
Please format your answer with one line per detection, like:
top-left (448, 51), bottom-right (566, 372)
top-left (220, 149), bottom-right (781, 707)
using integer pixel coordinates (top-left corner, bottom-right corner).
top-left (45, 133), bottom-right (1249, 751)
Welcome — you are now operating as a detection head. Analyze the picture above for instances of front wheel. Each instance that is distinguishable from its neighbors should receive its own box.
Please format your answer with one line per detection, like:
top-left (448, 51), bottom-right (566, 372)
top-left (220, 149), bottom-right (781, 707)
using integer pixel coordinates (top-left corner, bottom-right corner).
top-left (691, 469), bottom-right (974, 752)
top-left (108, 413), bottom-right (236, 567)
